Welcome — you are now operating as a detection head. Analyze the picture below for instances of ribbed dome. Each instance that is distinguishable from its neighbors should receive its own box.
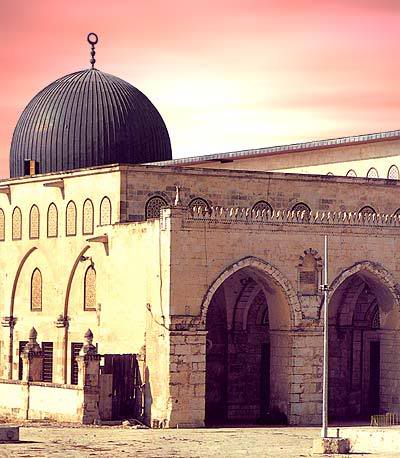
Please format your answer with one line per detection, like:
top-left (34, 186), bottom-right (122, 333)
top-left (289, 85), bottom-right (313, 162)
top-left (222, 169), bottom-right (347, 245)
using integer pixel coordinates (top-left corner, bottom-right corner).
top-left (10, 68), bottom-right (172, 177)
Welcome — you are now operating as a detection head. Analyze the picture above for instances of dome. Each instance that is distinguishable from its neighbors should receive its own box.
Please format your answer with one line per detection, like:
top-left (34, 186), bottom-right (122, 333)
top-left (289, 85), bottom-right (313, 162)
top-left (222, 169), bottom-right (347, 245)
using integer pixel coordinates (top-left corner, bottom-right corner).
top-left (10, 68), bottom-right (172, 177)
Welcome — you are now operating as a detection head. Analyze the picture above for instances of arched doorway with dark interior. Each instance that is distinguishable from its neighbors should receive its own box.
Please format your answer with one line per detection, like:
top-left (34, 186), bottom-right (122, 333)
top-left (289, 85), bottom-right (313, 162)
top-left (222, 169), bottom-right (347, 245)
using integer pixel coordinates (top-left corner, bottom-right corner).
top-left (328, 264), bottom-right (400, 423)
top-left (204, 258), bottom-right (294, 426)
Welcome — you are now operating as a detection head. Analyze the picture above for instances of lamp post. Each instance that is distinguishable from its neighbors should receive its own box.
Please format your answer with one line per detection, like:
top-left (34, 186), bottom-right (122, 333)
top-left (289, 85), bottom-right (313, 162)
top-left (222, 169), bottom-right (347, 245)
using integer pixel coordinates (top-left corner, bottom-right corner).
top-left (321, 235), bottom-right (329, 438)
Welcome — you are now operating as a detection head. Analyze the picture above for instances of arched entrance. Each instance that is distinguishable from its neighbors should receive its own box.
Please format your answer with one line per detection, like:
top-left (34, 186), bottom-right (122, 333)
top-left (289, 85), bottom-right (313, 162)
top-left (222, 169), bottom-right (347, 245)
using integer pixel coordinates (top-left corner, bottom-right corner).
top-left (202, 257), bottom-right (298, 426)
top-left (328, 263), bottom-right (400, 421)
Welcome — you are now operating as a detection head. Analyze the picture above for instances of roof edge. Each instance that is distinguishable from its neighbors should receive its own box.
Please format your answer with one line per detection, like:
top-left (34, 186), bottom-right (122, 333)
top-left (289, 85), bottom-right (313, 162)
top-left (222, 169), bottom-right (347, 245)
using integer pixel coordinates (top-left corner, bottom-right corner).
top-left (152, 128), bottom-right (400, 166)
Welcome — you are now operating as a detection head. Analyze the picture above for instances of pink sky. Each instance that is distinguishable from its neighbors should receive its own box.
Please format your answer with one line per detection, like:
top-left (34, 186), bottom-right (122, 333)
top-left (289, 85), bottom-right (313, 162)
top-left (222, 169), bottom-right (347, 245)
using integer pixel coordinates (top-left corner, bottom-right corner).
top-left (1, 0), bottom-right (399, 177)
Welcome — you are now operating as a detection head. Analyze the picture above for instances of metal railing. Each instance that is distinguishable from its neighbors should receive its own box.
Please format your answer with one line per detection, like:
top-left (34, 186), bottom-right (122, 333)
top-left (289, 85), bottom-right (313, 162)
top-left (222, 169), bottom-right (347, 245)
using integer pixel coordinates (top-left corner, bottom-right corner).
top-left (370, 413), bottom-right (399, 427)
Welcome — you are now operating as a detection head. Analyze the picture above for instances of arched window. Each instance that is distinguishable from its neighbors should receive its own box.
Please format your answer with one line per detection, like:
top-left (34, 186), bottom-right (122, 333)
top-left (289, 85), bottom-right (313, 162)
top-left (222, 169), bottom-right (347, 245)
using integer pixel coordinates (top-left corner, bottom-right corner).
top-left (367, 167), bottom-right (379, 179)
top-left (291, 202), bottom-right (311, 218)
top-left (326, 172), bottom-right (334, 176)
top-left (47, 203), bottom-right (58, 238)
top-left (84, 266), bottom-right (96, 311)
top-left (66, 201), bottom-right (77, 236)
top-left (100, 196), bottom-right (112, 226)
top-left (145, 196), bottom-right (167, 220)
top-left (82, 199), bottom-right (94, 235)
top-left (387, 165), bottom-right (399, 180)
top-left (346, 169), bottom-right (357, 177)
top-left (31, 268), bottom-right (42, 311)
top-left (0, 208), bottom-right (5, 241)
top-left (251, 200), bottom-right (273, 215)
top-left (29, 205), bottom-right (40, 239)
top-left (359, 205), bottom-right (376, 216)
top-left (12, 207), bottom-right (22, 240)
top-left (189, 197), bottom-right (210, 214)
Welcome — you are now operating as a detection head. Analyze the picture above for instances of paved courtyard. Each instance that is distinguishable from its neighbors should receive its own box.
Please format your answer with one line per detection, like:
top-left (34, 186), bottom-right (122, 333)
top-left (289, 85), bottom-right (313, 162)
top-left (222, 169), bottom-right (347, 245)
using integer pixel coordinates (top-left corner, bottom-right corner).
top-left (0, 423), bottom-right (399, 457)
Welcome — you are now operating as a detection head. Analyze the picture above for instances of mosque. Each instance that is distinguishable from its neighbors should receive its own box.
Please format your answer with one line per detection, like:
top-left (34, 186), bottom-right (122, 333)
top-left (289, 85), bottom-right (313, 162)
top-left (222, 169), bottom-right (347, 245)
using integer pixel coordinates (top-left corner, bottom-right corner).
top-left (1, 34), bottom-right (400, 428)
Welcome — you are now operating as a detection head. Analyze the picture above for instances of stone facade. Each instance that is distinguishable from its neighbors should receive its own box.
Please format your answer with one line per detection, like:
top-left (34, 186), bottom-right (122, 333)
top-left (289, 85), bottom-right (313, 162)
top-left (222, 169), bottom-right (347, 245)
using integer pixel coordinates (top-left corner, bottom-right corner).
top-left (0, 151), bottom-right (400, 427)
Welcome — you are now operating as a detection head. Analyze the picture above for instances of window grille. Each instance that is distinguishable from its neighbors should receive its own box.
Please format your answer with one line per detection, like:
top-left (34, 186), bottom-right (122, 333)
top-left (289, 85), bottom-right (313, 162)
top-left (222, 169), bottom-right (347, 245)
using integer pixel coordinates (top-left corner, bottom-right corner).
top-left (388, 165), bottom-right (399, 180)
top-left (145, 196), bottom-right (167, 219)
top-left (42, 342), bottom-right (53, 382)
top-left (29, 205), bottom-right (40, 239)
top-left (31, 268), bottom-right (42, 311)
top-left (251, 201), bottom-right (273, 215)
top-left (100, 197), bottom-right (112, 226)
top-left (66, 201), bottom-right (77, 236)
top-left (47, 203), bottom-right (58, 237)
top-left (82, 199), bottom-right (94, 235)
top-left (12, 207), bottom-right (22, 240)
top-left (0, 209), bottom-right (5, 241)
top-left (84, 266), bottom-right (96, 311)
top-left (367, 167), bottom-right (379, 179)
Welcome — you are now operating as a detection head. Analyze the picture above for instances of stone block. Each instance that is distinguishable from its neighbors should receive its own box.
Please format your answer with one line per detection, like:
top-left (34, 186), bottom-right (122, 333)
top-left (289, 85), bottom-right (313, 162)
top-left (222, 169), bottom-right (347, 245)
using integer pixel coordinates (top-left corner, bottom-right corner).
top-left (0, 426), bottom-right (19, 442)
top-left (312, 437), bottom-right (350, 454)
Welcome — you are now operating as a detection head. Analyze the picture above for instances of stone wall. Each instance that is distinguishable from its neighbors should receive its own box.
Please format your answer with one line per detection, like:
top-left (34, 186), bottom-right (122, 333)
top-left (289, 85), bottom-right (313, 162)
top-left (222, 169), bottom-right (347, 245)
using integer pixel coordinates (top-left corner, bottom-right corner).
top-left (0, 379), bottom-right (84, 422)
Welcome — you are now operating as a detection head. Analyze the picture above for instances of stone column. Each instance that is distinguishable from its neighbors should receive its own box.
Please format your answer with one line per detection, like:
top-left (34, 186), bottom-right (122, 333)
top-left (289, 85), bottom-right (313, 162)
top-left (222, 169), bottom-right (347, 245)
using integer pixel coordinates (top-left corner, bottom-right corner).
top-left (21, 327), bottom-right (44, 382)
top-left (76, 329), bottom-right (100, 424)
top-left (1, 316), bottom-right (16, 379)
top-left (55, 314), bottom-right (68, 384)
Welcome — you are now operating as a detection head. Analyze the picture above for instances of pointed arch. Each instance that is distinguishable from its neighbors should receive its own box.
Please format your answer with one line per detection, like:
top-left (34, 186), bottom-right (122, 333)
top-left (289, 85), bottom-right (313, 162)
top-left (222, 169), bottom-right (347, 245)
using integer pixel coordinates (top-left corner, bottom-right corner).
top-left (84, 265), bottom-right (96, 311)
top-left (12, 206), bottom-right (22, 240)
top-left (82, 199), bottom-right (94, 235)
top-left (327, 261), bottom-right (400, 318)
top-left (200, 256), bottom-right (301, 327)
top-left (47, 203), bottom-right (58, 237)
top-left (66, 200), bottom-right (77, 236)
top-left (388, 164), bottom-right (399, 180)
top-left (99, 196), bottom-right (112, 226)
top-left (29, 205), bottom-right (40, 239)
top-left (31, 268), bottom-right (42, 311)
top-left (367, 167), bottom-right (379, 178)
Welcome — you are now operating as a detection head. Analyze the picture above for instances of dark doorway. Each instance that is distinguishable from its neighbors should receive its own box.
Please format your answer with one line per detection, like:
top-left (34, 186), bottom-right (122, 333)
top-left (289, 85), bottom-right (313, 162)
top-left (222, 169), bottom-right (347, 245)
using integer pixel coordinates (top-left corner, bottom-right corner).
top-left (369, 341), bottom-right (380, 415)
top-left (205, 277), bottom-right (271, 425)
top-left (101, 354), bottom-right (141, 420)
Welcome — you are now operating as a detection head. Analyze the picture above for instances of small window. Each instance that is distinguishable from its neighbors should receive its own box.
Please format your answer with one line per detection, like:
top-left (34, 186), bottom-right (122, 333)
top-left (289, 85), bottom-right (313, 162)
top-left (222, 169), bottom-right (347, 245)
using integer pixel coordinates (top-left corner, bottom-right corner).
top-left (82, 199), bottom-right (94, 235)
top-left (145, 196), bottom-right (167, 220)
top-left (12, 207), bottom-right (22, 240)
top-left (251, 200), bottom-right (273, 215)
top-left (47, 203), bottom-right (58, 238)
top-left (387, 165), bottom-right (399, 180)
top-left (326, 172), bottom-right (334, 176)
top-left (367, 167), bottom-right (379, 179)
top-left (359, 205), bottom-right (376, 216)
top-left (29, 205), bottom-right (40, 239)
top-left (189, 197), bottom-right (210, 214)
top-left (346, 169), bottom-right (357, 177)
top-left (84, 266), bottom-right (96, 311)
top-left (0, 208), bottom-right (5, 241)
top-left (31, 268), bottom-right (42, 311)
top-left (100, 196), bottom-right (112, 226)
top-left (292, 202), bottom-right (311, 219)
top-left (66, 201), bottom-right (77, 236)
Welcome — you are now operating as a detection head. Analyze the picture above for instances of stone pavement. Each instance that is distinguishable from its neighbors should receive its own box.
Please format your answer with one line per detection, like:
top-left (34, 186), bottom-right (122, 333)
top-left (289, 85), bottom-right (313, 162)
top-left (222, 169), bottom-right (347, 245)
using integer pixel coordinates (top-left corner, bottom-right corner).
top-left (0, 424), bottom-right (398, 457)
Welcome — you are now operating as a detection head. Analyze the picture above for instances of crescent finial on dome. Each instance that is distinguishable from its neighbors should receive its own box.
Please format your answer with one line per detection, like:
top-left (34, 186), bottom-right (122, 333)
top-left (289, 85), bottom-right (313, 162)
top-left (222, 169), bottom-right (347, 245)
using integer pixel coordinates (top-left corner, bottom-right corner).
top-left (87, 32), bottom-right (99, 69)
